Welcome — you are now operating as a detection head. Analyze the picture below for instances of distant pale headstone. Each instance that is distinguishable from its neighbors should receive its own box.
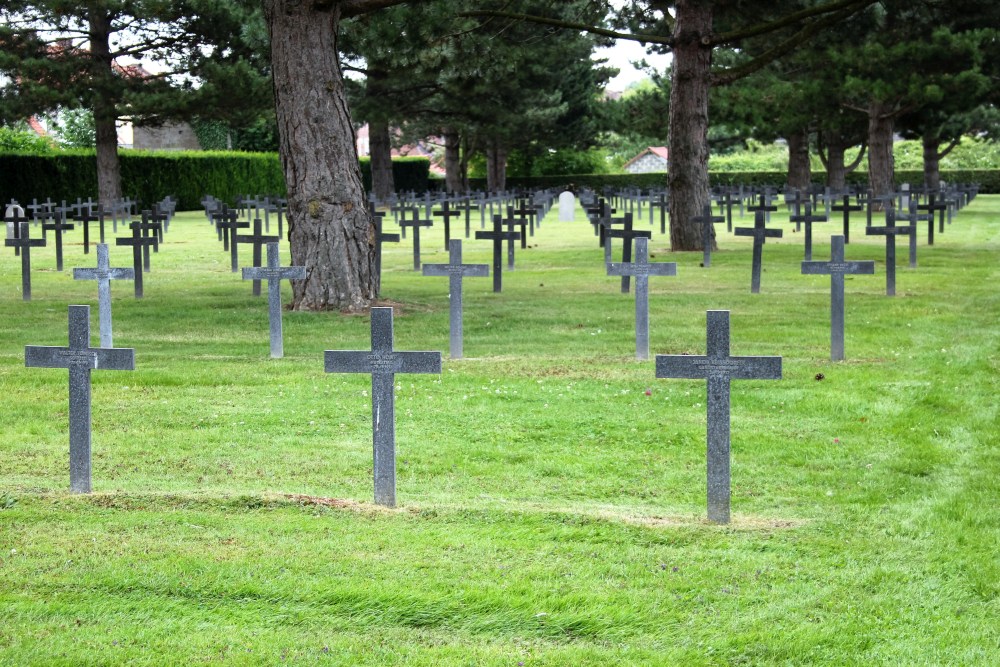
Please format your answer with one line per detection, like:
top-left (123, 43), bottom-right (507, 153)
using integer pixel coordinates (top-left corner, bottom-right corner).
top-left (655, 310), bottom-right (782, 524)
top-left (323, 308), bottom-right (442, 507)
top-left (25, 305), bottom-right (135, 493)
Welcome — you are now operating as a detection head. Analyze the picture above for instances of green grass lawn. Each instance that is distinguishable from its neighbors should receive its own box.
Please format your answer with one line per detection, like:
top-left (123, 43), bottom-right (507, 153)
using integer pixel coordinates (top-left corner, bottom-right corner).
top-left (1, 195), bottom-right (997, 665)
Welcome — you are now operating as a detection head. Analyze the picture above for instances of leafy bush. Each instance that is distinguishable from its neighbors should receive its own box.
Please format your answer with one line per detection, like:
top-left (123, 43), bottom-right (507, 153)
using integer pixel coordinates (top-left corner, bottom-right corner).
top-left (0, 125), bottom-right (55, 154)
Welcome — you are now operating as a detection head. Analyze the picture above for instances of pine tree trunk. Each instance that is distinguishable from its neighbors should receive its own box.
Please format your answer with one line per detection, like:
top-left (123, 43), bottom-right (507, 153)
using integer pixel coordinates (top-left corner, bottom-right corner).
top-left (264, 0), bottom-right (375, 312)
top-left (786, 128), bottom-right (812, 191)
top-left (922, 132), bottom-right (941, 190)
top-left (867, 102), bottom-right (896, 199)
top-left (443, 128), bottom-right (463, 194)
top-left (668, 1), bottom-right (713, 251)
top-left (824, 140), bottom-right (848, 190)
top-left (88, 9), bottom-right (122, 207)
top-left (486, 140), bottom-right (507, 193)
top-left (369, 118), bottom-right (394, 201)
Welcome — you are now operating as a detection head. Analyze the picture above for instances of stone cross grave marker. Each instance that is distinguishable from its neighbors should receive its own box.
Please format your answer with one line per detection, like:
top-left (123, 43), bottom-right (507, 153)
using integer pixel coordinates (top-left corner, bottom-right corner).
top-left (747, 191), bottom-right (778, 223)
top-left (831, 193), bottom-right (863, 244)
top-left (789, 202), bottom-right (827, 261)
top-left (497, 213), bottom-right (524, 270)
top-left (115, 221), bottom-right (158, 298)
top-left (73, 244), bottom-right (134, 347)
top-left (650, 192), bottom-right (670, 234)
top-left (475, 214), bottom-right (521, 293)
top-left (454, 197), bottom-right (477, 238)
top-left (242, 242), bottom-right (305, 358)
top-left (655, 310), bottom-right (781, 523)
top-left (370, 202), bottom-right (399, 294)
top-left (324, 307), bottom-right (442, 507)
top-left (235, 218), bottom-right (280, 293)
top-left (73, 205), bottom-right (101, 254)
top-left (607, 237), bottom-right (677, 360)
top-left (715, 189), bottom-right (737, 233)
top-left (212, 205), bottom-right (242, 249)
top-left (511, 199), bottom-right (537, 240)
top-left (691, 204), bottom-right (724, 268)
top-left (606, 212), bottom-right (652, 293)
top-left (25, 305), bottom-right (135, 493)
top-left (42, 209), bottom-right (75, 271)
top-left (734, 210), bottom-right (783, 293)
top-left (422, 239), bottom-right (489, 359)
top-left (5, 203), bottom-right (30, 257)
top-left (558, 191), bottom-right (576, 222)
top-left (905, 200), bottom-right (924, 268)
top-left (5, 221), bottom-right (46, 301)
top-left (130, 212), bottom-right (162, 272)
top-left (433, 200), bottom-right (461, 250)
top-left (801, 235), bottom-right (875, 361)
top-left (865, 206), bottom-right (912, 297)
top-left (917, 193), bottom-right (948, 246)
top-left (399, 208), bottom-right (433, 270)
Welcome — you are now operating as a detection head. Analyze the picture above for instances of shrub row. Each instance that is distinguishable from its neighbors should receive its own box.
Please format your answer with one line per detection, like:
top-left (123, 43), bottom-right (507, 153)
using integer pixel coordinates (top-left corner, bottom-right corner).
top-left (0, 151), bottom-right (430, 209)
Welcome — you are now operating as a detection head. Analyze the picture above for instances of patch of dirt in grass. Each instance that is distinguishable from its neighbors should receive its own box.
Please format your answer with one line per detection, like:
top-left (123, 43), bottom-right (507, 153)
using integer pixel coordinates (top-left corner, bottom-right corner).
top-left (612, 512), bottom-right (808, 531)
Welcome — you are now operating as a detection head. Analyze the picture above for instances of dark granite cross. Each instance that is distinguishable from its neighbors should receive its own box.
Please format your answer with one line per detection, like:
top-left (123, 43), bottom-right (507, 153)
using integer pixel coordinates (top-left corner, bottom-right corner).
top-left (399, 208), bottom-right (433, 270)
top-left (655, 310), bottom-right (782, 524)
top-left (129, 213), bottom-right (162, 272)
top-left (606, 212), bottom-right (652, 293)
top-left (475, 214), bottom-right (521, 293)
top-left (801, 235), bottom-right (875, 361)
top-left (433, 200), bottom-right (461, 250)
top-left (72, 206), bottom-right (101, 255)
top-left (691, 204), bottom-right (724, 268)
top-left (831, 194), bottom-right (863, 244)
top-left (511, 199), bottom-right (537, 240)
top-left (422, 239), bottom-right (489, 359)
top-left (5, 221), bottom-right (46, 301)
top-left (734, 210), bottom-right (783, 293)
top-left (72, 243), bottom-right (134, 347)
top-left (607, 237), bottom-right (676, 360)
top-left (25, 305), bottom-right (135, 493)
top-left (213, 205), bottom-right (244, 249)
top-left (235, 218), bottom-right (280, 293)
top-left (454, 197), bottom-right (477, 238)
top-left (747, 192), bottom-right (778, 223)
top-left (905, 200), bottom-right (925, 268)
top-left (324, 307), bottom-right (442, 507)
top-left (242, 242), bottom-right (305, 358)
top-left (4, 204), bottom-right (30, 257)
top-left (115, 222), bottom-right (157, 298)
top-left (42, 211), bottom-right (75, 271)
top-left (789, 202), bottom-right (827, 260)
top-left (866, 207), bottom-right (912, 297)
top-left (917, 193), bottom-right (948, 246)
top-left (649, 192), bottom-right (670, 234)
top-left (715, 190), bottom-right (737, 233)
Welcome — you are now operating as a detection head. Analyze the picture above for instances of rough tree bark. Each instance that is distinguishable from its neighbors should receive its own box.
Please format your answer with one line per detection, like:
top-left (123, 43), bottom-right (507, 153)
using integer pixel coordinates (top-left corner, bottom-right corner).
top-left (369, 118), bottom-right (394, 201)
top-left (786, 128), bottom-right (812, 191)
top-left (668, 1), bottom-right (713, 252)
top-left (264, 0), bottom-right (376, 311)
top-left (485, 140), bottom-right (507, 193)
top-left (921, 130), bottom-right (960, 191)
top-left (818, 129), bottom-right (865, 191)
top-left (88, 8), bottom-right (122, 208)
top-left (867, 101), bottom-right (896, 199)
top-left (443, 127), bottom-right (462, 193)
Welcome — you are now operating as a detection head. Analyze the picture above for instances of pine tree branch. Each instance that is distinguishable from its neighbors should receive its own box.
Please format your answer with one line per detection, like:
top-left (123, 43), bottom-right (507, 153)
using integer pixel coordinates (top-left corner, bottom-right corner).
top-left (845, 141), bottom-right (867, 172)
top-left (340, 0), bottom-right (417, 18)
top-left (458, 10), bottom-right (672, 47)
top-left (710, 0), bottom-right (876, 45)
top-left (937, 135), bottom-right (962, 159)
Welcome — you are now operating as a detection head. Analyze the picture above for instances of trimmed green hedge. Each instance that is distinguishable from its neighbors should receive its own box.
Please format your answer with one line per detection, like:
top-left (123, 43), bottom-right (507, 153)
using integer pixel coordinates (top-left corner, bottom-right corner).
top-left (0, 151), bottom-right (431, 209)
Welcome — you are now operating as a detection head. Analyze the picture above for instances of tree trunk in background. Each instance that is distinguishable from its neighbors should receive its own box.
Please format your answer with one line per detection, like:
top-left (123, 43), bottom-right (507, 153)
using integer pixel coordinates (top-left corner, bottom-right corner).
top-left (265, 0), bottom-right (375, 311)
top-left (486, 140), bottom-right (507, 193)
top-left (922, 132), bottom-right (941, 190)
top-left (369, 118), bottom-right (394, 201)
top-left (867, 101), bottom-right (896, 199)
top-left (88, 9), bottom-right (122, 207)
top-left (443, 128), bottom-right (462, 193)
top-left (668, 1), bottom-right (713, 252)
top-left (786, 128), bottom-right (812, 191)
